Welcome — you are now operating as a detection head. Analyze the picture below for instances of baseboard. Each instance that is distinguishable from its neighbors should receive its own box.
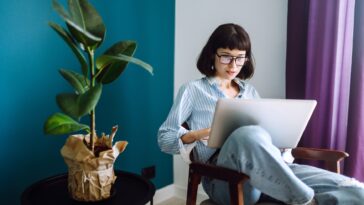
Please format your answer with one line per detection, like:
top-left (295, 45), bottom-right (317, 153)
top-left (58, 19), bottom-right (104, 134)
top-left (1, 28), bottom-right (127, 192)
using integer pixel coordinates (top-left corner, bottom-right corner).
top-left (148, 183), bottom-right (209, 204)
top-left (149, 184), bottom-right (176, 204)
top-left (174, 184), bottom-right (209, 203)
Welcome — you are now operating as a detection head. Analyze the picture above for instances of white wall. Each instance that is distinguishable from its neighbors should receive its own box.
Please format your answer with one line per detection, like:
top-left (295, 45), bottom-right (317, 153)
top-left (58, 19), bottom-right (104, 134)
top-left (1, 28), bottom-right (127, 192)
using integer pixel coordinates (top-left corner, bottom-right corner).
top-left (174, 0), bottom-right (288, 193)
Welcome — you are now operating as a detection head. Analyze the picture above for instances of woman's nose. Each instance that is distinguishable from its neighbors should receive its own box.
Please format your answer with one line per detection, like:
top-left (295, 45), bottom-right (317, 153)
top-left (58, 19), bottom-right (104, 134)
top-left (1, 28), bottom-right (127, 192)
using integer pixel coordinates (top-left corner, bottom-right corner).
top-left (228, 60), bottom-right (238, 68)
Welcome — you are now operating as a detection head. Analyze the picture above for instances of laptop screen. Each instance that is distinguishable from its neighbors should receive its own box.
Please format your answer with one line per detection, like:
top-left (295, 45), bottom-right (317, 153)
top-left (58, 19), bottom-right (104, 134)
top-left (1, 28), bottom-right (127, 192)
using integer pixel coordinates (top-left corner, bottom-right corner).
top-left (208, 99), bottom-right (317, 148)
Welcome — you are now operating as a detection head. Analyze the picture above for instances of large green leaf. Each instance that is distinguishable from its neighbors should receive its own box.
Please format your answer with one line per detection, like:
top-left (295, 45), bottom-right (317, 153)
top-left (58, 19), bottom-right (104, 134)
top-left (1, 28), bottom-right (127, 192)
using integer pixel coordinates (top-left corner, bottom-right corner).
top-left (95, 41), bottom-right (137, 84)
top-left (56, 83), bottom-right (102, 119)
top-left (56, 93), bottom-right (79, 118)
top-left (59, 69), bottom-right (89, 94)
top-left (67, 0), bottom-right (105, 49)
top-left (49, 22), bottom-right (88, 76)
top-left (78, 83), bottom-right (102, 115)
top-left (66, 20), bottom-right (102, 49)
top-left (44, 112), bottom-right (89, 135)
top-left (52, 0), bottom-right (103, 50)
top-left (96, 54), bottom-right (153, 84)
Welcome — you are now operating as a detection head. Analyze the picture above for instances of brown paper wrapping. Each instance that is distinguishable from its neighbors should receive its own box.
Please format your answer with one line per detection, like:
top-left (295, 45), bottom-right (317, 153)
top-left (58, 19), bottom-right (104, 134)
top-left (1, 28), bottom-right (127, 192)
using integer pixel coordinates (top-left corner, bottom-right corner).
top-left (61, 134), bottom-right (127, 201)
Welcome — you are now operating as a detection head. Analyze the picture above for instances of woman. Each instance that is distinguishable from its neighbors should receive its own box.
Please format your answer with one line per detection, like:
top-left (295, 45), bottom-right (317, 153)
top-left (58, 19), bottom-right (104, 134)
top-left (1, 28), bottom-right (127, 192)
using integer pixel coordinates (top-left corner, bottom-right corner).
top-left (158, 23), bottom-right (364, 205)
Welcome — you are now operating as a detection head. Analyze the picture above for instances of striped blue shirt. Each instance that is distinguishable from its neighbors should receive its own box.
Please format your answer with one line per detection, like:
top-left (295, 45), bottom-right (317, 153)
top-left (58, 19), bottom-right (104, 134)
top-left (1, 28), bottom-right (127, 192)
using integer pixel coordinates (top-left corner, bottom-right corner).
top-left (157, 77), bottom-right (260, 163)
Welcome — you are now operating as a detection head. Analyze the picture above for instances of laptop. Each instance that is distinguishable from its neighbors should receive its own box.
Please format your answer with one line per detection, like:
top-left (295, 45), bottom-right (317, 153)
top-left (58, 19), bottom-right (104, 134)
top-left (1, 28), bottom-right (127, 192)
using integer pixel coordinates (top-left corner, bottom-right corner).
top-left (207, 98), bottom-right (317, 148)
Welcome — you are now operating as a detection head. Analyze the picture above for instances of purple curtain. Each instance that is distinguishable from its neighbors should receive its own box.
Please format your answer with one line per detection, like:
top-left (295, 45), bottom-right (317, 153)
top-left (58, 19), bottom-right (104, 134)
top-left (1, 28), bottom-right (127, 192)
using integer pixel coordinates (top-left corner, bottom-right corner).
top-left (345, 0), bottom-right (364, 180)
top-left (287, 0), bottom-right (364, 181)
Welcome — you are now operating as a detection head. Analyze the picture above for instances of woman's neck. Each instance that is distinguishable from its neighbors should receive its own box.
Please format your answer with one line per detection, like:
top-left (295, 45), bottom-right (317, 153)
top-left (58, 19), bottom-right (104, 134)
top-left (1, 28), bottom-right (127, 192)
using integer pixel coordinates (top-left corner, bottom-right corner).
top-left (214, 77), bottom-right (239, 98)
top-left (219, 80), bottom-right (233, 89)
top-left (214, 77), bottom-right (233, 88)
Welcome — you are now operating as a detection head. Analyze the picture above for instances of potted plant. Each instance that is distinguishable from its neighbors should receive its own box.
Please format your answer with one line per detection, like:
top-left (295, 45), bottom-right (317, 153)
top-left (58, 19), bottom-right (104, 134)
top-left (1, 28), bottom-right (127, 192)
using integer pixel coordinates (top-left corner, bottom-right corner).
top-left (43, 0), bottom-right (153, 202)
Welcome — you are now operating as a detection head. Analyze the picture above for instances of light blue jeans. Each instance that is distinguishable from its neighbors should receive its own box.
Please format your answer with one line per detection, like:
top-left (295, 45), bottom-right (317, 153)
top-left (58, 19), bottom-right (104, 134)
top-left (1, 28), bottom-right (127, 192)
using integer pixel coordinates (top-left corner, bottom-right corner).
top-left (203, 126), bottom-right (364, 205)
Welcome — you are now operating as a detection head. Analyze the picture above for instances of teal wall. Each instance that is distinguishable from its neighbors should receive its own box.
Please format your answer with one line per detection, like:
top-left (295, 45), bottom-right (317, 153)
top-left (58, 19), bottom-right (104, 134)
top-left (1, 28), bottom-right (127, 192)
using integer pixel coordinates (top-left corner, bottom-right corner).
top-left (0, 0), bottom-right (174, 204)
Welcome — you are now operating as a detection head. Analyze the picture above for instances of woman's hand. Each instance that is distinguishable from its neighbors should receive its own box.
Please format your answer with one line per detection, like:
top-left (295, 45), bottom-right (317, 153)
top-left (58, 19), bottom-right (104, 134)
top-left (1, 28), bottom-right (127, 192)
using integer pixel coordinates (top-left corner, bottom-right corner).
top-left (181, 128), bottom-right (210, 144)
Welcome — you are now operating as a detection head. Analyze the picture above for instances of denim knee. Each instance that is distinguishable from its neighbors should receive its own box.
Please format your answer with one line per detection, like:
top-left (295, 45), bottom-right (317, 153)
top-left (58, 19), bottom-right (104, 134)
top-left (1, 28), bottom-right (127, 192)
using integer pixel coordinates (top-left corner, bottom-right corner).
top-left (226, 125), bottom-right (272, 150)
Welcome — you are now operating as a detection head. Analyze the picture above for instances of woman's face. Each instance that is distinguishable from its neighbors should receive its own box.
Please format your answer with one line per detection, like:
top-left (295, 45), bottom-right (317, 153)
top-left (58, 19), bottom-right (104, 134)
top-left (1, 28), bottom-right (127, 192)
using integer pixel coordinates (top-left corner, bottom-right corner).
top-left (214, 48), bottom-right (247, 80)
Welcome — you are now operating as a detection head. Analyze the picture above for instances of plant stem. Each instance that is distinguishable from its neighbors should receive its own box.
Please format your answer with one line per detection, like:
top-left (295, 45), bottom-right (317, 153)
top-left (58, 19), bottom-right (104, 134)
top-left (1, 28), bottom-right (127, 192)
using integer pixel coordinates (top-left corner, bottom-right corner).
top-left (90, 110), bottom-right (95, 152)
top-left (88, 49), bottom-right (96, 153)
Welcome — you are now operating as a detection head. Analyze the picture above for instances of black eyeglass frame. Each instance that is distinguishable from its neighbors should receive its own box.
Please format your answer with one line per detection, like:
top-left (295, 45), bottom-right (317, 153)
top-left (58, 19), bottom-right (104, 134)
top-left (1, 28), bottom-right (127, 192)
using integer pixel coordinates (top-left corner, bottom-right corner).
top-left (215, 53), bottom-right (248, 66)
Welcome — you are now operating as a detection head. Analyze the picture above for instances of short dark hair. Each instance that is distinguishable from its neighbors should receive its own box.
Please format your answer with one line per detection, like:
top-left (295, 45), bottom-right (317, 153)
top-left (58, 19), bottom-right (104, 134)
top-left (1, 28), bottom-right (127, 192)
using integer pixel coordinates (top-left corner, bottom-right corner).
top-left (196, 23), bottom-right (255, 79)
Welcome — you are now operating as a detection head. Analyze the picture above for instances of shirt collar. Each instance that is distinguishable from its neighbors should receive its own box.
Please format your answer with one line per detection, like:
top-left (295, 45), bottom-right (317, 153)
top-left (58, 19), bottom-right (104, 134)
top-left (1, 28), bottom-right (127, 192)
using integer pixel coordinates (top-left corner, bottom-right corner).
top-left (206, 76), bottom-right (246, 90)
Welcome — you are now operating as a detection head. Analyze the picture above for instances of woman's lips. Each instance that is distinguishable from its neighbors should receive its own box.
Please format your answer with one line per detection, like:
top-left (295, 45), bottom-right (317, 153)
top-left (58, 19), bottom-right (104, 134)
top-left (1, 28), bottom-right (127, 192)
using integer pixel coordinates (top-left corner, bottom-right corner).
top-left (226, 70), bottom-right (236, 75)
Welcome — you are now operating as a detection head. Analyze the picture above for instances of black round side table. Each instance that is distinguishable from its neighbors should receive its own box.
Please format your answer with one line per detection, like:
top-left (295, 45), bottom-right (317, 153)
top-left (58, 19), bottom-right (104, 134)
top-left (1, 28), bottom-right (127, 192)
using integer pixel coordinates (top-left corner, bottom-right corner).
top-left (21, 170), bottom-right (155, 205)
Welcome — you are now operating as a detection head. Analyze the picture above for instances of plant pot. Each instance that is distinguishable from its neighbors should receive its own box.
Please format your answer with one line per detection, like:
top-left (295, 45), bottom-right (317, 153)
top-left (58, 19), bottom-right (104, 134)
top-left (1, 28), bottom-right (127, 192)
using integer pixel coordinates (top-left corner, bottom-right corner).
top-left (61, 134), bottom-right (127, 202)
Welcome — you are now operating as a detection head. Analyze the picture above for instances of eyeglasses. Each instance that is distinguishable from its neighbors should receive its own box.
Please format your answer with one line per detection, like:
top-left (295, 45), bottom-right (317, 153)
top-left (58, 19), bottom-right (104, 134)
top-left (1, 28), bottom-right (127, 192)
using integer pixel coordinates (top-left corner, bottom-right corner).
top-left (216, 54), bottom-right (247, 66)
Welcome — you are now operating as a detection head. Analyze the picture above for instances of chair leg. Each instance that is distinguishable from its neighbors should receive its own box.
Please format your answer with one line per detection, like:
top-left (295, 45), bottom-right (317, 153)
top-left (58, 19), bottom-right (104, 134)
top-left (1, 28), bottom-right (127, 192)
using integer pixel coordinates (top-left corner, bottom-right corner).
top-left (229, 182), bottom-right (244, 205)
top-left (186, 166), bottom-right (202, 205)
top-left (325, 161), bottom-right (341, 173)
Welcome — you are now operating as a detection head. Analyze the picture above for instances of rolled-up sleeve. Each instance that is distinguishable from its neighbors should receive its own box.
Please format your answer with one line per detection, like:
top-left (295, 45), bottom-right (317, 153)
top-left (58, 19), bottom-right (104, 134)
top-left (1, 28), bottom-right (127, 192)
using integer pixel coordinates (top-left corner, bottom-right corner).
top-left (158, 84), bottom-right (193, 155)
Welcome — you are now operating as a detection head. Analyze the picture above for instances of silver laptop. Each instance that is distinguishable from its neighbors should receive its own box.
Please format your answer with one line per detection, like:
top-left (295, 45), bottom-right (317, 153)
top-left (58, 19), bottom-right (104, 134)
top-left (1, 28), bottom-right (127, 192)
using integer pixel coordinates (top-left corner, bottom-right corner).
top-left (208, 98), bottom-right (317, 148)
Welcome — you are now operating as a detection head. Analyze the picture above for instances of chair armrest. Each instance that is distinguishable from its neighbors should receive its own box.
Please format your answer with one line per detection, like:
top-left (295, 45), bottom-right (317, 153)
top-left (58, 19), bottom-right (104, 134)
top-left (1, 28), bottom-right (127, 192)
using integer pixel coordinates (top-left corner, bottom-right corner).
top-left (190, 162), bottom-right (249, 183)
top-left (292, 147), bottom-right (349, 161)
top-left (292, 147), bottom-right (349, 173)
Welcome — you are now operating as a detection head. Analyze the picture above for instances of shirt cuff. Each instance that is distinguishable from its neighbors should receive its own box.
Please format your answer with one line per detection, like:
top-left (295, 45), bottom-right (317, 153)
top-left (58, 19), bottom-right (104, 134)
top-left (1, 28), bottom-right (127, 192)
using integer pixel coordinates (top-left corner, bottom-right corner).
top-left (177, 127), bottom-right (196, 164)
top-left (281, 148), bottom-right (294, 163)
top-left (179, 141), bottom-right (196, 164)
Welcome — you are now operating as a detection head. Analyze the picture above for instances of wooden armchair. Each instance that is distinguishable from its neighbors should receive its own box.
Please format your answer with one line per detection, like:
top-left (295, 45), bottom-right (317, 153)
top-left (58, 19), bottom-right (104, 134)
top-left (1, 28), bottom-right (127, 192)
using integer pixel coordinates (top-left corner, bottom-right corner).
top-left (186, 147), bottom-right (349, 205)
